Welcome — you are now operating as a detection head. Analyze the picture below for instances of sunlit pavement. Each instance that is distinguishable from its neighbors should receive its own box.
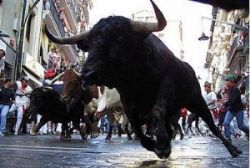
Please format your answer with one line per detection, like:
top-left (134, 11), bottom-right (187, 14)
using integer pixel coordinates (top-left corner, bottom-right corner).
top-left (0, 133), bottom-right (248, 168)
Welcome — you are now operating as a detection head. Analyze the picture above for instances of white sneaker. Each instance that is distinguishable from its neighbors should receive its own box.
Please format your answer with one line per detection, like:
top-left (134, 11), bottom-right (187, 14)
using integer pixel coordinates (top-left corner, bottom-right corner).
top-left (14, 132), bottom-right (18, 135)
top-left (0, 132), bottom-right (4, 136)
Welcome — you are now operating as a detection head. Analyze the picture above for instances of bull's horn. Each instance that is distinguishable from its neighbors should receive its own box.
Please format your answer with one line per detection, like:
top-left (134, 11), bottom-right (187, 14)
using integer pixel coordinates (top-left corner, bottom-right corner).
top-left (50, 71), bottom-right (65, 84)
top-left (45, 26), bottom-right (89, 44)
top-left (73, 69), bottom-right (81, 76)
top-left (130, 0), bottom-right (167, 33)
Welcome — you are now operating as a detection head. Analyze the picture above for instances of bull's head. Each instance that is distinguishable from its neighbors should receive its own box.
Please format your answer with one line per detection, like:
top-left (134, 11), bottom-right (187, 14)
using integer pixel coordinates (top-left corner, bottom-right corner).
top-left (45, 0), bottom-right (166, 88)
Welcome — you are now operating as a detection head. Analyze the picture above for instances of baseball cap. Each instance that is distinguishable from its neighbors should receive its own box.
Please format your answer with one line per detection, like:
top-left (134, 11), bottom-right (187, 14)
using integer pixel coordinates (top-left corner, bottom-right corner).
top-left (204, 81), bottom-right (212, 87)
top-left (225, 74), bottom-right (236, 82)
top-left (21, 76), bottom-right (29, 81)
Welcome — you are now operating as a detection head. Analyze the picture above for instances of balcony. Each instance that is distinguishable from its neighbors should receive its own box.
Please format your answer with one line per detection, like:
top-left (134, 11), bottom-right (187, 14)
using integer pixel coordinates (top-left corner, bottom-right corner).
top-left (43, 0), bottom-right (66, 37)
top-left (43, 0), bottom-right (79, 64)
top-left (50, 0), bottom-right (66, 37)
top-left (0, 38), bottom-right (16, 79)
top-left (59, 0), bottom-right (78, 33)
top-left (227, 36), bottom-right (246, 66)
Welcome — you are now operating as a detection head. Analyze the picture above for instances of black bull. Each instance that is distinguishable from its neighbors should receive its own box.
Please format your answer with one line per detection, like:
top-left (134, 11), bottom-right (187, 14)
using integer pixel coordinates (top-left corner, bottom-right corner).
top-left (28, 87), bottom-right (87, 140)
top-left (45, 0), bottom-right (242, 158)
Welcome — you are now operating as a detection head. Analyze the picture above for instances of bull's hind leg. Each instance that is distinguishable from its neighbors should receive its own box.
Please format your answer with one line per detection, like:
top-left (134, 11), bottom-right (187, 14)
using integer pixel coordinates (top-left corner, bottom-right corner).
top-left (61, 123), bottom-right (71, 141)
top-left (35, 116), bottom-right (48, 134)
top-left (124, 123), bottom-right (133, 140)
top-left (105, 125), bottom-right (113, 140)
top-left (188, 97), bottom-right (242, 157)
top-left (170, 114), bottom-right (184, 140)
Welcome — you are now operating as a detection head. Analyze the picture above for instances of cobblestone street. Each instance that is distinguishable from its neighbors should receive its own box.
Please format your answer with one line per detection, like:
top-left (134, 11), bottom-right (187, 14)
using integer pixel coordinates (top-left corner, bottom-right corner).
top-left (0, 134), bottom-right (248, 168)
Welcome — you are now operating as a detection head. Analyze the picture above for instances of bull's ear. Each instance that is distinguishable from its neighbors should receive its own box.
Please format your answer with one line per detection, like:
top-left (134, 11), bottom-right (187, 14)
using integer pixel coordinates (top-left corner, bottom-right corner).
top-left (77, 39), bottom-right (89, 51)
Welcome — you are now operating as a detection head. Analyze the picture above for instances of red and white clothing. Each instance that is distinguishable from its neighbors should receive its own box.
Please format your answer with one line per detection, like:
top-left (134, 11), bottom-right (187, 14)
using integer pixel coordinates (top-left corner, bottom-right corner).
top-left (203, 91), bottom-right (218, 123)
top-left (14, 81), bottom-right (32, 134)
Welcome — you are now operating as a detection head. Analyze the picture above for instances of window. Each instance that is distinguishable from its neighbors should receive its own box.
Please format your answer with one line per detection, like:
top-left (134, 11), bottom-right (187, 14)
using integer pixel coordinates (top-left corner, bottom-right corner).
top-left (25, 13), bottom-right (35, 41)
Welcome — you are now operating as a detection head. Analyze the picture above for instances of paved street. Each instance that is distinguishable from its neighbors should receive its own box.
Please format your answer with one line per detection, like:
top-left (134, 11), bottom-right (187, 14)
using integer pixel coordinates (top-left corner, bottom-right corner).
top-left (0, 134), bottom-right (248, 168)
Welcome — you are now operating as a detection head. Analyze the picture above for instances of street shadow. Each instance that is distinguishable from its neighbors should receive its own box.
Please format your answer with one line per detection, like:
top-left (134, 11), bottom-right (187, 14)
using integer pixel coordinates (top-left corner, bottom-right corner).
top-left (136, 160), bottom-right (172, 168)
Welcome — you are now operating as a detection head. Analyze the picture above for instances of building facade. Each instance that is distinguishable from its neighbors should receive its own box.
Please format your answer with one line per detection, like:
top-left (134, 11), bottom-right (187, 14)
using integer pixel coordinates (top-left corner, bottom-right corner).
top-left (204, 8), bottom-right (249, 96)
top-left (132, 10), bottom-right (184, 60)
top-left (0, 0), bottom-right (92, 85)
top-left (0, 0), bottom-right (23, 80)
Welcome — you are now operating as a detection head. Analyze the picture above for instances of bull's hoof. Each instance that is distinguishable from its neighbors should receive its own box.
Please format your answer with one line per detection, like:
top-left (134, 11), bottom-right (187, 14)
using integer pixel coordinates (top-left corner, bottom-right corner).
top-left (80, 133), bottom-right (88, 140)
top-left (180, 135), bottom-right (184, 140)
top-left (118, 134), bottom-right (122, 137)
top-left (141, 136), bottom-right (155, 151)
top-left (60, 135), bottom-right (65, 141)
top-left (230, 146), bottom-right (243, 158)
top-left (80, 126), bottom-right (87, 140)
top-left (91, 132), bottom-right (100, 138)
top-left (30, 132), bottom-right (36, 136)
top-left (231, 149), bottom-right (242, 158)
top-left (154, 147), bottom-right (171, 159)
top-left (127, 135), bottom-right (133, 141)
top-left (105, 135), bottom-right (111, 141)
top-left (134, 135), bottom-right (139, 140)
top-left (81, 136), bottom-right (88, 140)
top-left (227, 141), bottom-right (243, 158)
top-left (64, 137), bottom-right (72, 141)
top-left (65, 134), bottom-right (71, 139)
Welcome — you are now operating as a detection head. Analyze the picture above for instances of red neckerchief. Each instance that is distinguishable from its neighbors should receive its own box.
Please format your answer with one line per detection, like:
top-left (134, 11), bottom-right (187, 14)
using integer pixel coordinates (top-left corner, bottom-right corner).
top-left (21, 82), bottom-right (28, 90)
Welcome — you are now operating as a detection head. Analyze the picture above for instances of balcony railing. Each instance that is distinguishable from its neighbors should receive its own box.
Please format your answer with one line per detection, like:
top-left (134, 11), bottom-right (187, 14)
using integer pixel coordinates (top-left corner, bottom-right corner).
top-left (227, 37), bottom-right (239, 62)
top-left (68, 1), bottom-right (80, 23)
top-left (49, 0), bottom-right (66, 37)
top-left (0, 38), bottom-right (16, 79)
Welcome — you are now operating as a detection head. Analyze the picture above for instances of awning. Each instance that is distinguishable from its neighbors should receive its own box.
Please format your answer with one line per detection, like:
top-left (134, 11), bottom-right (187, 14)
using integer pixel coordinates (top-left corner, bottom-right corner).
top-left (23, 69), bottom-right (43, 86)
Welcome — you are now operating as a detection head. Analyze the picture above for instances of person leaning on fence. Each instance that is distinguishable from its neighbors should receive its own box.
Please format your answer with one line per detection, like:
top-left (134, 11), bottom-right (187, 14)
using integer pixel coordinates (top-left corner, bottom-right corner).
top-left (12, 76), bottom-right (33, 135)
top-left (223, 74), bottom-right (249, 142)
top-left (0, 78), bottom-right (15, 136)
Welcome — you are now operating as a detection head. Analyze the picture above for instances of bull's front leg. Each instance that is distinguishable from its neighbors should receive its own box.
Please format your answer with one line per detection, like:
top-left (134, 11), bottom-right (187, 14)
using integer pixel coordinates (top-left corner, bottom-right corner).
top-left (120, 97), bottom-right (155, 151)
top-left (151, 76), bottom-right (175, 158)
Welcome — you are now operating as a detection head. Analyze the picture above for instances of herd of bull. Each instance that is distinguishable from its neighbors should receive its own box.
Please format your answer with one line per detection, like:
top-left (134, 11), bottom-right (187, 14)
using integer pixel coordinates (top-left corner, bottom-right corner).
top-left (30, 0), bottom-right (248, 159)
top-left (28, 71), bottom-right (133, 141)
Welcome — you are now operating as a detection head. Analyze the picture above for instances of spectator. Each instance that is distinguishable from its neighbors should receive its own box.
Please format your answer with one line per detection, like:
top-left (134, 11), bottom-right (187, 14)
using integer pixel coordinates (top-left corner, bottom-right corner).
top-left (223, 74), bottom-right (249, 141)
top-left (47, 48), bottom-right (61, 69)
top-left (44, 63), bottom-right (58, 80)
top-left (0, 49), bottom-right (6, 78)
top-left (180, 107), bottom-right (188, 132)
top-left (203, 81), bottom-right (219, 124)
top-left (13, 76), bottom-right (32, 135)
top-left (216, 91), bottom-right (227, 131)
top-left (0, 79), bottom-right (15, 136)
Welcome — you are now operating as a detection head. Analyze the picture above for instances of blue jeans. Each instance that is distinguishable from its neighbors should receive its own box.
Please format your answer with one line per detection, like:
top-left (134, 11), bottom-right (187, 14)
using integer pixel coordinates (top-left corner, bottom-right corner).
top-left (224, 110), bottom-right (249, 140)
top-left (0, 104), bottom-right (10, 133)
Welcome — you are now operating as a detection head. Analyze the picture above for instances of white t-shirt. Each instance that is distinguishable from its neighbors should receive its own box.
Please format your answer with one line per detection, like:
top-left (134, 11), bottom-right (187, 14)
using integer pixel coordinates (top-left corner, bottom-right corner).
top-left (0, 57), bottom-right (5, 70)
top-left (203, 91), bottom-right (217, 110)
top-left (0, 57), bottom-right (5, 75)
top-left (15, 81), bottom-right (32, 107)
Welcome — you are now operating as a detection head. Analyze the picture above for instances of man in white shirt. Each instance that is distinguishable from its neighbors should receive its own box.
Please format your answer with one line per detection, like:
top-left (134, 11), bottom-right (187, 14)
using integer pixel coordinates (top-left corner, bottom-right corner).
top-left (203, 81), bottom-right (219, 124)
top-left (14, 76), bottom-right (33, 135)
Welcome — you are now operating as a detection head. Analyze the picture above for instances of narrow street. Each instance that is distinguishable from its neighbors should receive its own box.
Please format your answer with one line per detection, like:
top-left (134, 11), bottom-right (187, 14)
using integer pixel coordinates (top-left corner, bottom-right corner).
top-left (0, 134), bottom-right (248, 168)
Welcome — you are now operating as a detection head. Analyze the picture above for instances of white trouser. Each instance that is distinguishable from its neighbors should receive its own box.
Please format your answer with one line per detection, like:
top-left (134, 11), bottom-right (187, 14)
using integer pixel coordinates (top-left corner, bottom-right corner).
top-left (56, 123), bottom-right (62, 132)
top-left (14, 105), bottom-right (25, 133)
top-left (37, 114), bottom-right (48, 134)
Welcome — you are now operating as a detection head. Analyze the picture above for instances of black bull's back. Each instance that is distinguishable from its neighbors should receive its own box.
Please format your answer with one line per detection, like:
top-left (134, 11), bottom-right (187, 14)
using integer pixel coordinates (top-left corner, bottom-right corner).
top-left (29, 87), bottom-right (68, 122)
